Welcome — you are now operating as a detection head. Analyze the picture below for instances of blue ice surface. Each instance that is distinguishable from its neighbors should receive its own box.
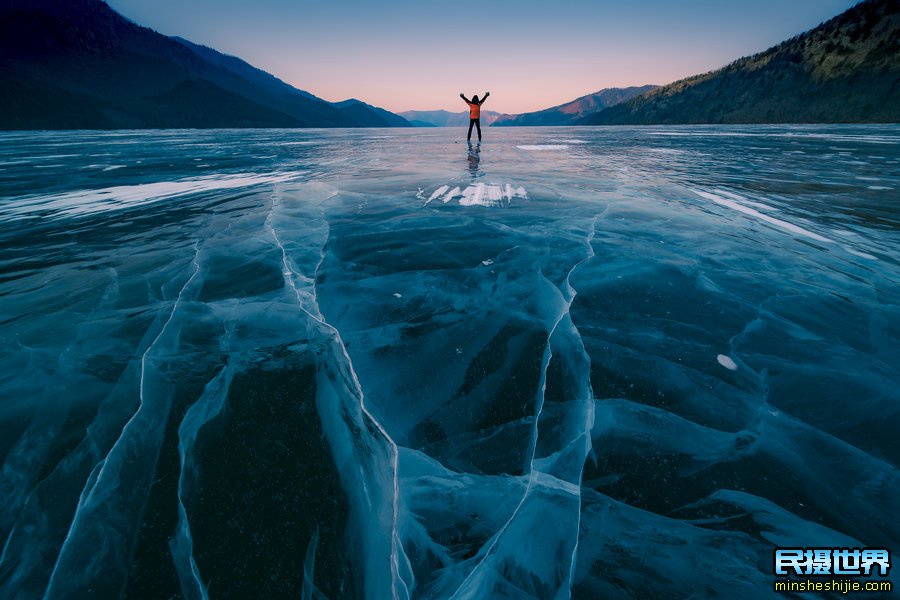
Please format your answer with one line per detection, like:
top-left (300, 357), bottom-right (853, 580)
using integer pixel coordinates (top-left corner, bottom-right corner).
top-left (0, 125), bottom-right (898, 599)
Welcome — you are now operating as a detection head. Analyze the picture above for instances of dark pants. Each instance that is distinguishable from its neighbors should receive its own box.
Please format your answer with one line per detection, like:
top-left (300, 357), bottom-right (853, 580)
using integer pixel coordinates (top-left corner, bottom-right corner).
top-left (467, 118), bottom-right (482, 141)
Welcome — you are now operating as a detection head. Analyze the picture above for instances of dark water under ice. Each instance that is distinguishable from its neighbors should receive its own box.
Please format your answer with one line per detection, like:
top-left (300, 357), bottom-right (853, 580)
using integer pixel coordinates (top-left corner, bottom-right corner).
top-left (0, 126), bottom-right (898, 599)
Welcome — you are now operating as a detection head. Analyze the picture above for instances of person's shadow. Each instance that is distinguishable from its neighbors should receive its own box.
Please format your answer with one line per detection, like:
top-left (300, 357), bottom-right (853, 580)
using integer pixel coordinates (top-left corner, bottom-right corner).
top-left (467, 141), bottom-right (481, 180)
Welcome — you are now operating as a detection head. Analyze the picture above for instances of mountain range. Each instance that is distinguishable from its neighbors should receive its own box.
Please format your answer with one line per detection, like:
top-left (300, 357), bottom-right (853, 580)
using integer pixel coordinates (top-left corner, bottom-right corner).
top-left (403, 0), bottom-right (897, 126)
top-left (491, 86), bottom-right (658, 126)
top-left (400, 87), bottom-right (656, 127)
top-left (0, 0), bottom-right (411, 129)
top-left (1, 0), bottom-right (896, 129)
top-left (399, 109), bottom-right (508, 127)
top-left (584, 0), bottom-right (899, 124)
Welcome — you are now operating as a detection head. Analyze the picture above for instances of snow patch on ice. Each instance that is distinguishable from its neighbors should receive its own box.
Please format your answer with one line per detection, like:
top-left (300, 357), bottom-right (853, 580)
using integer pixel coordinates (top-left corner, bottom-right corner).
top-left (442, 187), bottom-right (461, 203)
top-left (1, 172), bottom-right (304, 221)
top-left (460, 183), bottom-right (527, 206)
top-left (423, 185), bottom-right (449, 206)
top-left (420, 183), bottom-right (527, 207)
top-left (717, 355), bottom-right (738, 370)
top-left (460, 183), bottom-right (488, 206)
top-left (429, 186), bottom-right (449, 200)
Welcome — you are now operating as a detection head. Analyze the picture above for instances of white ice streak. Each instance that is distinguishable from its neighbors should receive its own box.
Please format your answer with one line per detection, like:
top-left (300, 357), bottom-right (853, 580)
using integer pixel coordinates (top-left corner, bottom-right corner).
top-left (692, 189), bottom-right (832, 243)
top-left (1, 171), bottom-right (303, 221)
top-left (843, 246), bottom-right (878, 260)
top-left (646, 148), bottom-right (686, 155)
top-left (646, 131), bottom-right (900, 144)
top-left (712, 188), bottom-right (779, 212)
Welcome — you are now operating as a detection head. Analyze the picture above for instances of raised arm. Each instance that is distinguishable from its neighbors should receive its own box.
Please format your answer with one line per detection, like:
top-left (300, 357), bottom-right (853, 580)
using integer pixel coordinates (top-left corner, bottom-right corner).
top-left (460, 93), bottom-right (472, 104)
top-left (479, 92), bottom-right (490, 105)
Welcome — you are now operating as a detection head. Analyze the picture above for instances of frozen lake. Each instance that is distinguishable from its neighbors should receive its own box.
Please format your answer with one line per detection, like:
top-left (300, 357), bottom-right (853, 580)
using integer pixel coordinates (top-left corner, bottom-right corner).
top-left (1, 125), bottom-right (899, 598)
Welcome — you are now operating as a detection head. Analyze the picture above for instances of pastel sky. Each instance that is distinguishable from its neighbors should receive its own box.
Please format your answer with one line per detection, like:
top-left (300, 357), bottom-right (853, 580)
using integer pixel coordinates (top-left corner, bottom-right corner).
top-left (107, 0), bottom-right (859, 114)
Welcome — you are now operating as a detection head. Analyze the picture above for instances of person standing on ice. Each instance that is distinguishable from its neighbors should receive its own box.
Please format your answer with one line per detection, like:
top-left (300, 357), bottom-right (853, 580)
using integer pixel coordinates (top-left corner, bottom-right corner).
top-left (460, 92), bottom-right (490, 141)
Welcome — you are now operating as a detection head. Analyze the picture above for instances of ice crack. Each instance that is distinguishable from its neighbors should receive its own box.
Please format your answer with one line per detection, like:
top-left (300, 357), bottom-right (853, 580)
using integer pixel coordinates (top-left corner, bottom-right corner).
top-left (267, 189), bottom-right (408, 600)
top-left (450, 217), bottom-right (597, 599)
top-left (44, 242), bottom-right (203, 599)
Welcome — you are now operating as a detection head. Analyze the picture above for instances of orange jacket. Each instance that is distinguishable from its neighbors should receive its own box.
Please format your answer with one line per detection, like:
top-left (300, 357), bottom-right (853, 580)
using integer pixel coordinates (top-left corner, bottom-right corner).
top-left (468, 103), bottom-right (481, 119)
